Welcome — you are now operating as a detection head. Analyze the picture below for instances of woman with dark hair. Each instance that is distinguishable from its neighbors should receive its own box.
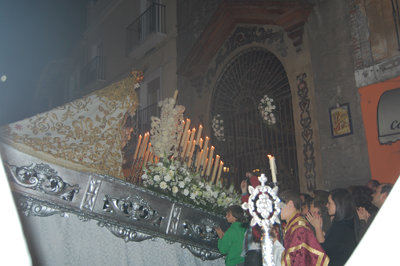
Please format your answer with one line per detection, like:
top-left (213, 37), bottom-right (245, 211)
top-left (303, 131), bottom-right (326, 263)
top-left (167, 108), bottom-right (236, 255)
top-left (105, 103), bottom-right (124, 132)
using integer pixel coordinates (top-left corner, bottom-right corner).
top-left (215, 205), bottom-right (247, 266)
top-left (312, 188), bottom-right (357, 266)
top-left (348, 185), bottom-right (378, 241)
top-left (306, 197), bottom-right (332, 242)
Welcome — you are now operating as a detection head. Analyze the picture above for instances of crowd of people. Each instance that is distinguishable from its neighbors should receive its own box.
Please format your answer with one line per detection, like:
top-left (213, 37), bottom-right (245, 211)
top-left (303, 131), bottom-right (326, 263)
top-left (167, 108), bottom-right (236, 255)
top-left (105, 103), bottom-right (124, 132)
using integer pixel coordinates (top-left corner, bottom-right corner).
top-left (215, 174), bottom-right (394, 266)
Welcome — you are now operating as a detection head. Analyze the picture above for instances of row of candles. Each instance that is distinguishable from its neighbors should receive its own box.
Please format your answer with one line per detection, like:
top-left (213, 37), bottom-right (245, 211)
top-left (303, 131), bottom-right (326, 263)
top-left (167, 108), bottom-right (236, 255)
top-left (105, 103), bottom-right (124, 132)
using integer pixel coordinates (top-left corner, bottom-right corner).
top-left (131, 118), bottom-right (225, 184)
top-left (132, 118), bottom-right (278, 185)
top-left (176, 119), bottom-right (224, 184)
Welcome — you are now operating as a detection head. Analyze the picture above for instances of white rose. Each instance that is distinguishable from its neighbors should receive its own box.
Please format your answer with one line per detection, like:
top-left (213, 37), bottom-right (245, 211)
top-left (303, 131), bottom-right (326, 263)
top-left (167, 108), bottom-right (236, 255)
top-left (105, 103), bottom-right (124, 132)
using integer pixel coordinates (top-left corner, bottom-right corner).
top-left (154, 175), bottom-right (160, 182)
top-left (183, 189), bottom-right (189, 196)
top-left (190, 193), bottom-right (196, 200)
top-left (178, 181), bottom-right (185, 188)
top-left (160, 181), bottom-right (167, 190)
top-left (172, 186), bottom-right (178, 194)
top-left (164, 174), bottom-right (171, 182)
top-left (141, 174), bottom-right (148, 180)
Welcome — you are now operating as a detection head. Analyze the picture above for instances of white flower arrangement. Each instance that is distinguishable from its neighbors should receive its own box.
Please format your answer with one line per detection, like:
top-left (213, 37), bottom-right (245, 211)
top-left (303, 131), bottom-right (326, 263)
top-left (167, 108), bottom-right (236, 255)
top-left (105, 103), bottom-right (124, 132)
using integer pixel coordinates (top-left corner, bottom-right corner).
top-left (258, 95), bottom-right (277, 125)
top-left (150, 95), bottom-right (185, 158)
top-left (141, 158), bottom-right (240, 215)
top-left (211, 114), bottom-right (226, 141)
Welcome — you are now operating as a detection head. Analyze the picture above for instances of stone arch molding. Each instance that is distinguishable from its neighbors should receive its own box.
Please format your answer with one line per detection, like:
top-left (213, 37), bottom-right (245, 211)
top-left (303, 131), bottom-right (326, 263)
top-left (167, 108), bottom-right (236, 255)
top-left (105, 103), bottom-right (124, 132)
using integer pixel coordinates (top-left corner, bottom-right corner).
top-left (204, 24), bottom-right (297, 102)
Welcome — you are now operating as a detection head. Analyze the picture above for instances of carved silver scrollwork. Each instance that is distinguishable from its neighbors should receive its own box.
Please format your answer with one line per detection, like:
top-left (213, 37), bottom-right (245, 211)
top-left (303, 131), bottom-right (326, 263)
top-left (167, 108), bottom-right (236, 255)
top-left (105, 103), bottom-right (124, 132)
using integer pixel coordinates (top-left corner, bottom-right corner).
top-left (6, 163), bottom-right (79, 201)
top-left (17, 197), bottom-right (63, 217)
top-left (98, 221), bottom-right (153, 242)
top-left (81, 176), bottom-right (102, 211)
top-left (182, 218), bottom-right (218, 241)
top-left (103, 195), bottom-right (163, 227)
top-left (182, 244), bottom-right (223, 261)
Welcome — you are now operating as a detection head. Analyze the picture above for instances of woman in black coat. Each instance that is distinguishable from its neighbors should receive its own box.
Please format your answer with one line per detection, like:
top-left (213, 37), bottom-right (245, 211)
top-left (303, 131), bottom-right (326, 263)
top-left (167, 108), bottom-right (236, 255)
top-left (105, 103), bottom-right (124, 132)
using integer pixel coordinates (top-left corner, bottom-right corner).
top-left (322, 188), bottom-right (357, 266)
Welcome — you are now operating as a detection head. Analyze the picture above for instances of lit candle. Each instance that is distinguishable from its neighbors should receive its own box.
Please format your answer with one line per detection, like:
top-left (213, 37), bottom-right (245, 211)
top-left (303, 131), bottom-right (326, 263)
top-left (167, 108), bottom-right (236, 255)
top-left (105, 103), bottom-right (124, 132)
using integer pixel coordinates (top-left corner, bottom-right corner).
top-left (268, 154), bottom-right (277, 183)
top-left (196, 149), bottom-right (203, 172)
top-left (206, 146), bottom-right (215, 176)
top-left (143, 143), bottom-right (151, 166)
top-left (181, 130), bottom-right (190, 158)
top-left (201, 146), bottom-right (208, 167)
top-left (180, 127), bottom-right (187, 148)
top-left (177, 120), bottom-right (185, 147)
top-left (210, 155), bottom-right (220, 184)
top-left (188, 140), bottom-right (196, 166)
top-left (184, 118), bottom-right (190, 135)
top-left (198, 138), bottom-right (203, 149)
top-left (196, 125), bottom-right (203, 143)
top-left (216, 161), bottom-right (224, 184)
top-left (203, 136), bottom-right (209, 150)
top-left (133, 134), bottom-right (142, 160)
top-left (201, 136), bottom-right (209, 164)
top-left (182, 140), bottom-right (189, 158)
top-left (139, 132), bottom-right (149, 158)
top-left (189, 139), bottom-right (196, 158)
top-left (188, 128), bottom-right (196, 148)
top-left (202, 158), bottom-right (208, 177)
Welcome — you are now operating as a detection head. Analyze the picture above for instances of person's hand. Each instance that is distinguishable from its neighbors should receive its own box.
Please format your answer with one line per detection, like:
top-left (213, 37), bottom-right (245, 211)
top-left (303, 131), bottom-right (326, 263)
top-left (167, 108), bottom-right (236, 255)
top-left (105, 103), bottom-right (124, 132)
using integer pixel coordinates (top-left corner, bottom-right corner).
top-left (269, 225), bottom-right (279, 242)
top-left (240, 180), bottom-right (248, 194)
top-left (306, 211), bottom-right (322, 229)
top-left (215, 227), bottom-right (224, 239)
top-left (357, 207), bottom-right (370, 222)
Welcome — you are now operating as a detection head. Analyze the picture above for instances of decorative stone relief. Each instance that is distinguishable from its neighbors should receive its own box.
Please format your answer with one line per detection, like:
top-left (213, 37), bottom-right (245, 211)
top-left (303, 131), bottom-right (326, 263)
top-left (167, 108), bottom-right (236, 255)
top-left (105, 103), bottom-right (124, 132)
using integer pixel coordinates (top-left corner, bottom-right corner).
top-left (297, 73), bottom-right (316, 192)
top-left (206, 25), bottom-right (287, 88)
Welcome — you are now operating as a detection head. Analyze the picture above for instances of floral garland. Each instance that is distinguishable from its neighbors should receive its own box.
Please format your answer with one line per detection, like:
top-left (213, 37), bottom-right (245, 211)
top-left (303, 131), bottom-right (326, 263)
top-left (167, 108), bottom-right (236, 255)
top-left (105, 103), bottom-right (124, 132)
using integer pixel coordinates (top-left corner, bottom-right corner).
top-left (258, 95), bottom-right (276, 125)
top-left (211, 114), bottom-right (226, 141)
top-left (141, 158), bottom-right (240, 215)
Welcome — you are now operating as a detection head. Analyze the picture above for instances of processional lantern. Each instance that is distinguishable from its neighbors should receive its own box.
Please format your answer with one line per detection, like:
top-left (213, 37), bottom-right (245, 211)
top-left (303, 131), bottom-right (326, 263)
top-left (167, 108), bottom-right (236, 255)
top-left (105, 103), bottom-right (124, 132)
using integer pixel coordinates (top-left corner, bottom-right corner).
top-left (242, 174), bottom-right (282, 266)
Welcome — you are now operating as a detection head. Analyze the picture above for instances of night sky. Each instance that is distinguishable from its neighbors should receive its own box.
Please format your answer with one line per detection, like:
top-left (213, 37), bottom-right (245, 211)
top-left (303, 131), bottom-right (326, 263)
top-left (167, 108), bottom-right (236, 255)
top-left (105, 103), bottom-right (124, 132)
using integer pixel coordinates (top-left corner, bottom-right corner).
top-left (0, 0), bottom-right (90, 125)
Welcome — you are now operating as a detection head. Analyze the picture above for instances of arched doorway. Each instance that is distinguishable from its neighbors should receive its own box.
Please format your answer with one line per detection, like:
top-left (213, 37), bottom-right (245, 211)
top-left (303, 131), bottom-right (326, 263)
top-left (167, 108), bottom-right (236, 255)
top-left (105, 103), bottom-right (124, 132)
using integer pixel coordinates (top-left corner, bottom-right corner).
top-left (210, 47), bottom-right (298, 191)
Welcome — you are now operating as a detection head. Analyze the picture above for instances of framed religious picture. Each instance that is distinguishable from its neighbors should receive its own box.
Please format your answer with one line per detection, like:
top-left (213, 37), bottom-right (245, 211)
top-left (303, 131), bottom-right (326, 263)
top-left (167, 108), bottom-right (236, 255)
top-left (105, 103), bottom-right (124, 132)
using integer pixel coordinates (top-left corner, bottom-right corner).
top-left (329, 103), bottom-right (353, 138)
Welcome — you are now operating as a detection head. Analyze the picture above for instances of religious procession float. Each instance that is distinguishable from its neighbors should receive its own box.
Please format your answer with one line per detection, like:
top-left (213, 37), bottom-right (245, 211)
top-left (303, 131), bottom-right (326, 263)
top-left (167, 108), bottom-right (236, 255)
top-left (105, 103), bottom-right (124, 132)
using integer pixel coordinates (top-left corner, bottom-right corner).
top-left (0, 71), bottom-right (281, 265)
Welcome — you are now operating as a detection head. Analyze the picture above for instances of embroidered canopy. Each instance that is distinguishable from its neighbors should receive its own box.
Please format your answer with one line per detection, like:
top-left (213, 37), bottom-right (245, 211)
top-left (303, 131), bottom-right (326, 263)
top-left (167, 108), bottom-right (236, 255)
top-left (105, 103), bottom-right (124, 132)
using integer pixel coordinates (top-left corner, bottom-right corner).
top-left (0, 75), bottom-right (139, 179)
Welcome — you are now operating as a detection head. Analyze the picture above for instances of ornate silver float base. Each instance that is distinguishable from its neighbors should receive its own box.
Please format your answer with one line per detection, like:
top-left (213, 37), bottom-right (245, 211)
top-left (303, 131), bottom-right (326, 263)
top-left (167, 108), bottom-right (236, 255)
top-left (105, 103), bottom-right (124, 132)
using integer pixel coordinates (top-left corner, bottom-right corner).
top-left (0, 143), bottom-right (224, 261)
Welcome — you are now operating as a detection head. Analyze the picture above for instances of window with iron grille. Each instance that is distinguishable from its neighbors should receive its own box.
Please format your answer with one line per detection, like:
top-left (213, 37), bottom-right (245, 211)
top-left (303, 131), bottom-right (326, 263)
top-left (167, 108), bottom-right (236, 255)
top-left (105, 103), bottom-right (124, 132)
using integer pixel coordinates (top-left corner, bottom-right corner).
top-left (211, 47), bottom-right (299, 191)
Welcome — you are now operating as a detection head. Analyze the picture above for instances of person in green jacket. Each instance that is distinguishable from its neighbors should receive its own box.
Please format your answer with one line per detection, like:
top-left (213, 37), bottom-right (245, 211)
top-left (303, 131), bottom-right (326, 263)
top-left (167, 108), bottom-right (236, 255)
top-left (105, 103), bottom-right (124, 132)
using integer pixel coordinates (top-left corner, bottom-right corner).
top-left (215, 205), bottom-right (247, 266)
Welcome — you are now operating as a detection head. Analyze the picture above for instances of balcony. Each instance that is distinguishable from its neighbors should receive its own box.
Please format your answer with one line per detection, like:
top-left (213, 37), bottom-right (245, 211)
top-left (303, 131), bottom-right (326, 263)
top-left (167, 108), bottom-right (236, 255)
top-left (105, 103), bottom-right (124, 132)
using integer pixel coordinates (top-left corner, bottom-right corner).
top-left (80, 56), bottom-right (105, 89)
top-left (136, 103), bottom-right (160, 134)
top-left (126, 3), bottom-right (166, 59)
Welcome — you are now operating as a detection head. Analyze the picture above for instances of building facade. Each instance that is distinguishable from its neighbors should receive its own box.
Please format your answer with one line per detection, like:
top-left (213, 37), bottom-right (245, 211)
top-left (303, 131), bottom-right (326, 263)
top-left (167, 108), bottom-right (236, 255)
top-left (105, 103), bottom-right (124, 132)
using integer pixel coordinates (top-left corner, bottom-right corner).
top-left (46, 0), bottom-right (399, 192)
